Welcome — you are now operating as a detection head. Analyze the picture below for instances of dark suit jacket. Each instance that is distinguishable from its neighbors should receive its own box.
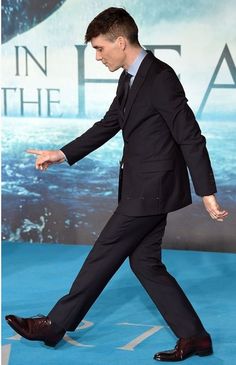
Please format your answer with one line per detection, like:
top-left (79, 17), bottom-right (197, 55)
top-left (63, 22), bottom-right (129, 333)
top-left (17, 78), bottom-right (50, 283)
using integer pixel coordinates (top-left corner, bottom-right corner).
top-left (61, 51), bottom-right (217, 216)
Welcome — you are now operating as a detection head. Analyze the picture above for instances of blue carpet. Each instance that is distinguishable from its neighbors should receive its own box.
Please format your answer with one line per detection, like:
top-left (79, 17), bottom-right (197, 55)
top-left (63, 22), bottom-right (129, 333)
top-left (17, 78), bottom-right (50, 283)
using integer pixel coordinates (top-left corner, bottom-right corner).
top-left (2, 242), bottom-right (236, 365)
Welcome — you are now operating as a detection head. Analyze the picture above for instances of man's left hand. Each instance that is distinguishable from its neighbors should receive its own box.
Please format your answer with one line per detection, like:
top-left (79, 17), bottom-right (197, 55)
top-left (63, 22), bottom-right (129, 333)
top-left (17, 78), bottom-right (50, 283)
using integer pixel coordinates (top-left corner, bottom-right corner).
top-left (202, 195), bottom-right (228, 222)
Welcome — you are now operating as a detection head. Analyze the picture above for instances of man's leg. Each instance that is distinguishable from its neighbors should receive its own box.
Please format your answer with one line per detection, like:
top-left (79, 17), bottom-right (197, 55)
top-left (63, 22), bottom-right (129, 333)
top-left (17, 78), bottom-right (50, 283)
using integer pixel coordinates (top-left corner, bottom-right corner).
top-left (129, 218), bottom-right (208, 339)
top-left (48, 212), bottom-right (167, 331)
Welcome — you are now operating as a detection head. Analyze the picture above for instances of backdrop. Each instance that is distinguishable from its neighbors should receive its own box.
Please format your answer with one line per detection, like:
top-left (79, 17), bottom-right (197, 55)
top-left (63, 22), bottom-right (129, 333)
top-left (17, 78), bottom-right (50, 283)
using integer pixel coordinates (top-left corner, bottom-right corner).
top-left (1, 0), bottom-right (236, 251)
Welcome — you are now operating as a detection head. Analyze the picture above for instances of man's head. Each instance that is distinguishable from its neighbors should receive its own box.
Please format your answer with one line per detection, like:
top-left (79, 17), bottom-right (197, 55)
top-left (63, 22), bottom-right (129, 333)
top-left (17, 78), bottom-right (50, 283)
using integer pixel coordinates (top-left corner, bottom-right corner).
top-left (85, 7), bottom-right (141, 72)
top-left (85, 7), bottom-right (139, 45)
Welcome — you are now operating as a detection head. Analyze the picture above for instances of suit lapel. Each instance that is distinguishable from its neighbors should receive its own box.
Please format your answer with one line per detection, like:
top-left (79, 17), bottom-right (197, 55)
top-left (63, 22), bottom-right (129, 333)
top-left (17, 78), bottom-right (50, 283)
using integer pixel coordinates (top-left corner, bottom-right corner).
top-left (122, 51), bottom-right (155, 127)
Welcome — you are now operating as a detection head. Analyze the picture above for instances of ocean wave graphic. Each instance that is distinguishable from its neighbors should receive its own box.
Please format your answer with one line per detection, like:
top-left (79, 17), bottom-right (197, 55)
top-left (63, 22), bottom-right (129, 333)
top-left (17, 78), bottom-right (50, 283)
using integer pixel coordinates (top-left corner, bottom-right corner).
top-left (2, 0), bottom-right (67, 43)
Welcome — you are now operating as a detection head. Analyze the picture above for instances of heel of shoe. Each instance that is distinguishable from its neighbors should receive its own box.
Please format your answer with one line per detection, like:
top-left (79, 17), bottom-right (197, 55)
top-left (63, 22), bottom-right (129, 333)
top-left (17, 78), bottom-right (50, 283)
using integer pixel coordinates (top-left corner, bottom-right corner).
top-left (44, 339), bottom-right (58, 347)
top-left (44, 332), bottom-right (65, 347)
top-left (197, 348), bottom-right (213, 357)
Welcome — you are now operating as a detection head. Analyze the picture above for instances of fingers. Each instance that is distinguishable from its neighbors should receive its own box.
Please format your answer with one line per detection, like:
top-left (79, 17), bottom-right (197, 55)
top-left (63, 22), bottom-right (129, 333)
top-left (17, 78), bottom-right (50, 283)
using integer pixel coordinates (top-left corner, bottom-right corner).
top-left (35, 155), bottom-right (51, 170)
top-left (26, 149), bottom-right (48, 170)
top-left (208, 207), bottom-right (228, 222)
top-left (26, 149), bottom-right (43, 155)
top-left (38, 162), bottom-right (53, 171)
top-left (203, 195), bottom-right (228, 222)
top-left (37, 161), bottom-right (50, 171)
top-left (27, 151), bottom-right (50, 170)
top-left (26, 149), bottom-right (65, 171)
top-left (27, 149), bottom-right (50, 170)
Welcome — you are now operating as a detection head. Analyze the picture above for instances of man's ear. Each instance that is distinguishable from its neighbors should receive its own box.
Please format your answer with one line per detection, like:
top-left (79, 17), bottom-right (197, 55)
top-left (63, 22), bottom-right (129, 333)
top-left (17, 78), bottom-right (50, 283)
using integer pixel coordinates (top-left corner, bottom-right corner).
top-left (116, 36), bottom-right (127, 50)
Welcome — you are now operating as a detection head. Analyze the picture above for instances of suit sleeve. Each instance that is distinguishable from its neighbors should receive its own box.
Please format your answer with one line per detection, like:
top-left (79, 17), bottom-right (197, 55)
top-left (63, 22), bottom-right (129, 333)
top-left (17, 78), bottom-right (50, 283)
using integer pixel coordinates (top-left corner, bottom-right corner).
top-left (151, 68), bottom-right (217, 197)
top-left (61, 96), bottom-right (121, 166)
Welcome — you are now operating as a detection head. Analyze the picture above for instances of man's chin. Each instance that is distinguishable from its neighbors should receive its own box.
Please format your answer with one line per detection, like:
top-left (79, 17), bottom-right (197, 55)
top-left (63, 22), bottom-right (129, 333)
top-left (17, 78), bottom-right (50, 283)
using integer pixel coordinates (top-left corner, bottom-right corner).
top-left (107, 66), bottom-right (120, 72)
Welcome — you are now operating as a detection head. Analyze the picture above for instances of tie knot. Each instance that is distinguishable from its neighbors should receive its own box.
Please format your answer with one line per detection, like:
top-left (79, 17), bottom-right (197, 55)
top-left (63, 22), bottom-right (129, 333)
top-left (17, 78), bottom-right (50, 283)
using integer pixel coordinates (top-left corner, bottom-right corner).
top-left (124, 72), bottom-right (132, 89)
top-left (125, 72), bottom-right (132, 80)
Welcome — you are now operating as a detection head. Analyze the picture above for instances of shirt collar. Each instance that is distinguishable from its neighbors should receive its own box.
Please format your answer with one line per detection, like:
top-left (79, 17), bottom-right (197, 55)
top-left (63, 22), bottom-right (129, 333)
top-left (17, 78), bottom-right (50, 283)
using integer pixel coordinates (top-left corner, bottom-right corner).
top-left (127, 48), bottom-right (147, 78)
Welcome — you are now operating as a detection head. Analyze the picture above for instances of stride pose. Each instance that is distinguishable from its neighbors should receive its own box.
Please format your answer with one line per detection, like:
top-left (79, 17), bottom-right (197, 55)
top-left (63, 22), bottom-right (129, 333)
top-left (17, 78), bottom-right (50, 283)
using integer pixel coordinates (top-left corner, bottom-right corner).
top-left (6, 7), bottom-right (228, 362)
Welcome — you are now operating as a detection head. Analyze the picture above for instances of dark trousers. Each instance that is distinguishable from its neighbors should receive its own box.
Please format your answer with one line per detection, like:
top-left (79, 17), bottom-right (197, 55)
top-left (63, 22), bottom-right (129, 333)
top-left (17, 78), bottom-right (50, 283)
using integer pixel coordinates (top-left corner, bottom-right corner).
top-left (48, 210), bottom-right (207, 338)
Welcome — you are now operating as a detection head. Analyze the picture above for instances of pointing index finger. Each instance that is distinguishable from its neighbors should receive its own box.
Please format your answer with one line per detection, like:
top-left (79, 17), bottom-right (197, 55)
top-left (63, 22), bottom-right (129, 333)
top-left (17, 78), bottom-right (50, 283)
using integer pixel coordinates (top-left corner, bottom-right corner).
top-left (26, 149), bottom-right (43, 155)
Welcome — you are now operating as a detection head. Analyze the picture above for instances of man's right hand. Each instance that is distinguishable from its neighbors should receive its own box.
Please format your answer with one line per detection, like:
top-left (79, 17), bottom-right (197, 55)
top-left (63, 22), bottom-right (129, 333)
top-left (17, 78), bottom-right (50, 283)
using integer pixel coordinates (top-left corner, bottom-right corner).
top-left (27, 149), bottom-right (66, 171)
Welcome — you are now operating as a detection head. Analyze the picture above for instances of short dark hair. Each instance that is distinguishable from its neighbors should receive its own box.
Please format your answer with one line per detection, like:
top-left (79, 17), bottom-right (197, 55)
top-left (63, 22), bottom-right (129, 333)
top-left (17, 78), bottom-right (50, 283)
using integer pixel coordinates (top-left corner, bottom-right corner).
top-left (85, 7), bottom-right (140, 45)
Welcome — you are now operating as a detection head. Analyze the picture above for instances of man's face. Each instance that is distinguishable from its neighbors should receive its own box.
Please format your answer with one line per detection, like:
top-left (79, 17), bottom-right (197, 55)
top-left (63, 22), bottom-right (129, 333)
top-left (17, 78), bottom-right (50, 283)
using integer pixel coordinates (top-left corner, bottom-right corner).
top-left (91, 34), bottom-right (126, 72)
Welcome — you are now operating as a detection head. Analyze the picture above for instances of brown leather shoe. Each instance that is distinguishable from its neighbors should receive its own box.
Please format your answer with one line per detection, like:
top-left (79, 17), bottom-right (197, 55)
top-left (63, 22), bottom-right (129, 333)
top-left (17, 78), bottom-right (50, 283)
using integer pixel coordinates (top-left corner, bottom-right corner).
top-left (5, 314), bottom-right (65, 347)
top-left (153, 334), bottom-right (213, 361)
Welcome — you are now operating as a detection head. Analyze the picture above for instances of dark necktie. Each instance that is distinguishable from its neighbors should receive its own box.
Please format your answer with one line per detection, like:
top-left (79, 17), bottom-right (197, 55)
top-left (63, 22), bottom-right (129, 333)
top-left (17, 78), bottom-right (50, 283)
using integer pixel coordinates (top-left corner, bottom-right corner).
top-left (120, 72), bottom-right (132, 111)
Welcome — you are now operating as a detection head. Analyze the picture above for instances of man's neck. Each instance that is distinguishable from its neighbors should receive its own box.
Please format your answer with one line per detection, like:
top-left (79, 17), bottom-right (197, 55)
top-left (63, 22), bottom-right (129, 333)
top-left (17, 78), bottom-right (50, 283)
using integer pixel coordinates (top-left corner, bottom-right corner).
top-left (123, 45), bottom-right (143, 71)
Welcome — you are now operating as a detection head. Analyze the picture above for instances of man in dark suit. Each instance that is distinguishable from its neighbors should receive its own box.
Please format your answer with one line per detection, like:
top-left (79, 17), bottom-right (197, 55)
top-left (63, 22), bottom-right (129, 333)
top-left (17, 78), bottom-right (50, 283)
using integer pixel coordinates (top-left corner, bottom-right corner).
top-left (6, 7), bottom-right (228, 361)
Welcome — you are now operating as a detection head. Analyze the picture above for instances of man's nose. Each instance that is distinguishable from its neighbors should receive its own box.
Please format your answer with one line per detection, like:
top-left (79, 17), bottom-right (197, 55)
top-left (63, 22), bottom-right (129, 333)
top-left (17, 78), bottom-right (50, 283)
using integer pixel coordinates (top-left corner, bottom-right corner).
top-left (96, 51), bottom-right (102, 61)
